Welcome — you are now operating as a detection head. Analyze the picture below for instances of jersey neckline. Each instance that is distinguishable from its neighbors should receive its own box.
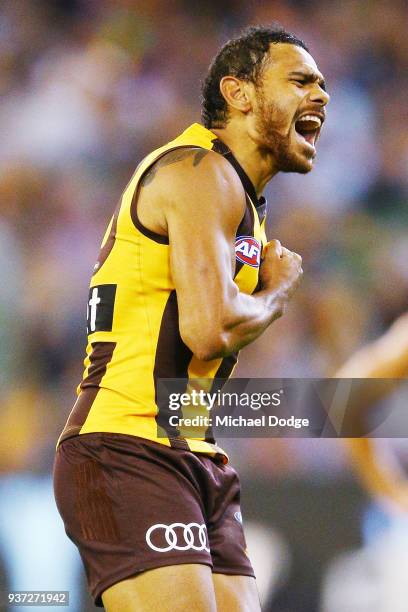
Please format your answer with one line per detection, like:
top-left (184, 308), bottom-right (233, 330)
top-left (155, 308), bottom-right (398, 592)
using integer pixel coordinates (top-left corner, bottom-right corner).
top-left (189, 123), bottom-right (266, 211)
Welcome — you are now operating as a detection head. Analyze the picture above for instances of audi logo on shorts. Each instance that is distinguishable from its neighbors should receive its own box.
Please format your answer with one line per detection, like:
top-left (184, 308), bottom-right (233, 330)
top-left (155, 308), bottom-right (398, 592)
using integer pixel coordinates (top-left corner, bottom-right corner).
top-left (146, 522), bottom-right (210, 553)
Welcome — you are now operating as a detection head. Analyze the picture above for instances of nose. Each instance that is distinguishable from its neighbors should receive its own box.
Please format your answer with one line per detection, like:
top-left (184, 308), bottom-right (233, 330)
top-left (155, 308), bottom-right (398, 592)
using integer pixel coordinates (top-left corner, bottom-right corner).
top-left (309, 85), bottom-right (330, 106)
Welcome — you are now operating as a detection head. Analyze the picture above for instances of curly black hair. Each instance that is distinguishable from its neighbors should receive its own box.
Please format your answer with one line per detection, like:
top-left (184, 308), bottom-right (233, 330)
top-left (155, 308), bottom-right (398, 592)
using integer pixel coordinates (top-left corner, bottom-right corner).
top-left (201, 25), bottom-right (309, 128)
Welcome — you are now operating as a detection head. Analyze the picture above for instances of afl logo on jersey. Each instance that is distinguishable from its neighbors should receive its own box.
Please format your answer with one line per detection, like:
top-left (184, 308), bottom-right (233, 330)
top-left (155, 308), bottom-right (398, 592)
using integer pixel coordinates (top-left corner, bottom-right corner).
top-left (235, 236), bottom-right (261, 268)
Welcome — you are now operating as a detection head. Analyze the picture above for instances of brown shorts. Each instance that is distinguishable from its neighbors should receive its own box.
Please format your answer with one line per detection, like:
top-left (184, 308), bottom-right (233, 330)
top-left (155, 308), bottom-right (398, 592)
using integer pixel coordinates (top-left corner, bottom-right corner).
top-left (53, 433), bottom-right (254, 606)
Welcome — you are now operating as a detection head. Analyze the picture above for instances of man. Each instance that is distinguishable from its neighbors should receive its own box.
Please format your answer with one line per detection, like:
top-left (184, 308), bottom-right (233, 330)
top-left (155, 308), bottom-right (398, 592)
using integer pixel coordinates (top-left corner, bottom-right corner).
top-left (54, 26), bottom-right (329, 611)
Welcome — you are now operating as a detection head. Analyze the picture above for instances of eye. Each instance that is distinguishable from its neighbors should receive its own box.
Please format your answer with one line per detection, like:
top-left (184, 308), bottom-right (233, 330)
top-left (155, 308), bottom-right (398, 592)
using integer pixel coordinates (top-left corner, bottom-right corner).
top-left (293, 79), bottom-right (306, 87)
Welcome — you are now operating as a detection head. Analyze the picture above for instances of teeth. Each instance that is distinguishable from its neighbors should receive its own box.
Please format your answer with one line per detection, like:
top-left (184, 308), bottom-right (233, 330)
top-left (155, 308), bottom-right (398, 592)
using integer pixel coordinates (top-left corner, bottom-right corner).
top-left (297, 114), bottom-right (322, 127)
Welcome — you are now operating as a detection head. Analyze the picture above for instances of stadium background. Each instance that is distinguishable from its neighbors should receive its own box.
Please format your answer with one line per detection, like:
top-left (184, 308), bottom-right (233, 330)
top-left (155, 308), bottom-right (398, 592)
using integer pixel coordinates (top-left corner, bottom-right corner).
top-left (0, 0), bottom-right (407, 610)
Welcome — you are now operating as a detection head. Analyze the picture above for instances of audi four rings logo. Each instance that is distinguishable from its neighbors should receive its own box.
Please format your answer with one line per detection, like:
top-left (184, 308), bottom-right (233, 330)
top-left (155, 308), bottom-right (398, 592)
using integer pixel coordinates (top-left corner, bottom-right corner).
top-left (146, 522), bottom-right (210, 553)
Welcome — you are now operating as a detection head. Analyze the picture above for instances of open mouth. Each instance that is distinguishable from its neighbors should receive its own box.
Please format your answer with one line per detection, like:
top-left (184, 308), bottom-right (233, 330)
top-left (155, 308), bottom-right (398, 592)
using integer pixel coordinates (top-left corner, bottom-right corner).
top-left (295, 114), bottom-right (322, 147)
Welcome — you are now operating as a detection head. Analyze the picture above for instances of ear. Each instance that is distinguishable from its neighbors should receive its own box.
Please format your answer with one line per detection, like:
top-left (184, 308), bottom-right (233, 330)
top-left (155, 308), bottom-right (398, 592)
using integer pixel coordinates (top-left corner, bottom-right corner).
top-left (219, 76), bottom-right (252, 115)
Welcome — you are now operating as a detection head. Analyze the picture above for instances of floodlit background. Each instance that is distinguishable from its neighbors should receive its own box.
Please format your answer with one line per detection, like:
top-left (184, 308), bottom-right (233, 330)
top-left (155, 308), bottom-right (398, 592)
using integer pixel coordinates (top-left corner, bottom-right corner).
top-left (1, 0), bottom-right (408, 610)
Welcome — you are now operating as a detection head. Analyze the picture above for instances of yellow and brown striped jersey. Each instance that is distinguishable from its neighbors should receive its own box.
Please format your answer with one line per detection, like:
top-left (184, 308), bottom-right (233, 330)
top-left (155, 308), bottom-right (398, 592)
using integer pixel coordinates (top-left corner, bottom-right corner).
top-left (58, 123), bottom-right (267, 461)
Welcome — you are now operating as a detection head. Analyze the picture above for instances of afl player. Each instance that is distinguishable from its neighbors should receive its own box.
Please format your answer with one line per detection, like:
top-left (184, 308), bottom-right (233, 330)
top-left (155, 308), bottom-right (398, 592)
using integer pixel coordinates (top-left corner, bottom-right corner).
top-left (54, 26), bottom-right (329, 611)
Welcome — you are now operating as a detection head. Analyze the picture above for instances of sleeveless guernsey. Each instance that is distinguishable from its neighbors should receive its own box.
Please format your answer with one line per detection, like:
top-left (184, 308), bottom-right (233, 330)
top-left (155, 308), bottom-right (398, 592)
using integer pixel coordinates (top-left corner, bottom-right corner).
top-left (58, 123), bottom-right (267, 461)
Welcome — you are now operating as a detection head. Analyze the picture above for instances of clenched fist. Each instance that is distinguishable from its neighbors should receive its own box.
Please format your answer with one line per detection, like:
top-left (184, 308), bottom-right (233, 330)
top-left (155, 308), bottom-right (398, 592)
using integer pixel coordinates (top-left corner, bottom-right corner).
top-left (260, 239), bottom-right (303, 304)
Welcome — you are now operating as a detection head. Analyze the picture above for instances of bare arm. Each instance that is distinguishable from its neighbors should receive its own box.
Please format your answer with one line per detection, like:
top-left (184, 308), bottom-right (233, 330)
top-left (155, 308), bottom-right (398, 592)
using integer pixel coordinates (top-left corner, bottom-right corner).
top-left (346, 438), bottom-right (408, 513)
top-left (335, 314), bottom-right (408, 511)
top-left (140, 148), bottom-right (302, 360)
top-left (334, 314), bottom-right (408, 427)
top-left (336, 313), bottom-right (408, 379)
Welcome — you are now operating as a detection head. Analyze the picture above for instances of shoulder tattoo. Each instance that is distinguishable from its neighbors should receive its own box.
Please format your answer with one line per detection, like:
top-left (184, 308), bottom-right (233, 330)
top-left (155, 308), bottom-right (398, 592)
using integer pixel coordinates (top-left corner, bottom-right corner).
top-left (140, 147), bottom-right (209, 187)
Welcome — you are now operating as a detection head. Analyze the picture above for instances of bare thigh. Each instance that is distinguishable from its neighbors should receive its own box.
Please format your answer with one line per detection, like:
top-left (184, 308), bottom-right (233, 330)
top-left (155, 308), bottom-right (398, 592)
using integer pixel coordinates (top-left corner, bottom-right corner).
top-left (212, 574), bottom-right (261, 612)
top-left (102, 564), bottom-right (217, 612)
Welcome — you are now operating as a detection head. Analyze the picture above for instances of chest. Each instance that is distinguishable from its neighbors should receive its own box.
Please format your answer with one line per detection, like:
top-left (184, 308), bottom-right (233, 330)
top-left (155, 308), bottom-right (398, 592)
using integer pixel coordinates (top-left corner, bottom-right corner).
top-left (233, 200), bottom-right (267, 295)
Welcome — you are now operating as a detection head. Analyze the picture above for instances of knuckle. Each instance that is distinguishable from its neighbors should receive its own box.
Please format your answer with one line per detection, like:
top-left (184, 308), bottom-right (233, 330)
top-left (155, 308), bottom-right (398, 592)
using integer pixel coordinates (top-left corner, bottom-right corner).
top-left (269, 239), bottom-right (282, 254)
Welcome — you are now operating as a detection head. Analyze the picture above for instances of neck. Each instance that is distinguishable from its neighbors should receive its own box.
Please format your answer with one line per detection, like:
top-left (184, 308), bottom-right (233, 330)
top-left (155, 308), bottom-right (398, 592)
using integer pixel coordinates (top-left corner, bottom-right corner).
top-left (210, 120), bottom-right (279, 196)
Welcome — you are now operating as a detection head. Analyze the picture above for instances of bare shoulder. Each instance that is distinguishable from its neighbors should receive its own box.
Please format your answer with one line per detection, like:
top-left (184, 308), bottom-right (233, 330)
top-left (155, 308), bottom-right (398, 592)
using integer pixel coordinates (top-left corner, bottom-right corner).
top-left (136, 146), bottom-right (246, 238)
top-left (141, 146), bottom-right (245, 213)
top-left (140, 147), bottom-right (216, 187)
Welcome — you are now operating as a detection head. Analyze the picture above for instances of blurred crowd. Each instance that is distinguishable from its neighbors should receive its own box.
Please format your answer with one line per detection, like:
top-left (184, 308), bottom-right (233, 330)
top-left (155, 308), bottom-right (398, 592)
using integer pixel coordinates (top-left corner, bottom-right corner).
top-left (0, 0), bottom-right (407, 609)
